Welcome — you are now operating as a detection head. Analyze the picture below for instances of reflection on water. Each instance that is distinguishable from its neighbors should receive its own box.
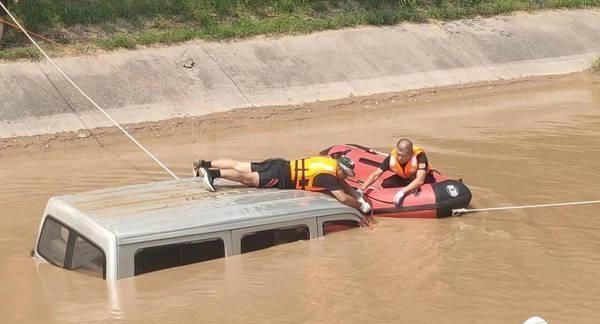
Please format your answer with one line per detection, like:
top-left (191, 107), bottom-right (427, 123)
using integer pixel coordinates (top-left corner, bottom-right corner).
top-left (1, 73), bottom-right (599, 323)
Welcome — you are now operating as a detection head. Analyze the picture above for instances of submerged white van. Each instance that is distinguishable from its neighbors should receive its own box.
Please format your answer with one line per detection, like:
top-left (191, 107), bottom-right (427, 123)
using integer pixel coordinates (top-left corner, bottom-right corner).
top-left (32, 178), bottom-right (363, 279)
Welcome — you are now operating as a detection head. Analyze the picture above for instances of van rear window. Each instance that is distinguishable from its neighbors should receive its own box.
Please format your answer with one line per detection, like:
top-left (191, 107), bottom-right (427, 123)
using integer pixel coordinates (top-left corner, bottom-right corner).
top-left (241, 226), bottom-right (309, 253)
top-left (134, 239), bottom-right (225, 275)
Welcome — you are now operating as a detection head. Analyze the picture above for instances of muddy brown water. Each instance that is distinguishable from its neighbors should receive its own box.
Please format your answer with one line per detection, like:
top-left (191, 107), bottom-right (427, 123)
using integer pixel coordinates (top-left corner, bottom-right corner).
top-left (1, 73), bottom-right (599, 323)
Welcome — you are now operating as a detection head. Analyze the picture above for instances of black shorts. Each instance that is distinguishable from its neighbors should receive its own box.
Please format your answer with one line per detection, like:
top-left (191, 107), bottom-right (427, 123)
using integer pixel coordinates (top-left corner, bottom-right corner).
top-left (381, 172), bottom-right (435, 188)
top-left (251, 159), bottom-right (294, 189)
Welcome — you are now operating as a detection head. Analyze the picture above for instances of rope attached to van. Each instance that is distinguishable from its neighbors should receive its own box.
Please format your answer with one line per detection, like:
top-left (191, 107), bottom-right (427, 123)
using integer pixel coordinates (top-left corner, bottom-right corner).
top-left (451, 200), bottom-right (600, 216)
top-left (0, 3), bottom-right (179, 180)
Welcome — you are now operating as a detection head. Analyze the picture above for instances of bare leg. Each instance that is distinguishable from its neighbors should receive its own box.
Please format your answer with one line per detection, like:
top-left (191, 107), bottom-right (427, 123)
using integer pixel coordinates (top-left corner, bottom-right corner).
top-left (220, 169), bottom-right (260, 187)
top-left (210, 159), bottom-right (252, 173)
top-left (195, 158), bottom-right (257, 191)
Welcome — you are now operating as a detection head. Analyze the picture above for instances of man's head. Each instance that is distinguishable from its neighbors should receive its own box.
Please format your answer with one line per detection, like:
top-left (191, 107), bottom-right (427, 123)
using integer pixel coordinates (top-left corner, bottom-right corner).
top-left (336, 155), bottom-right (355, 179)
top-left (396, 138), bottom-right (414, 163)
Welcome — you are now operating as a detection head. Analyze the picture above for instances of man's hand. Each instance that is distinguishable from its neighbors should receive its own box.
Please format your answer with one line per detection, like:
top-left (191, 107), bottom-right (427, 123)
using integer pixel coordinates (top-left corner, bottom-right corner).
top-left (361, 168), bottom-right (384, 192)
top-left (358, 196), bottom-right (372, 214)
top-left (393, 190), bottom-right (405, 206)
top-left (356, 188), bottom-right (365, 197)
top-left (359, 214), bottom-right (374, 228)
top-left (356, 197), bottom-right (374, 228)
top-left (359, 201), bottom-right (372, 214)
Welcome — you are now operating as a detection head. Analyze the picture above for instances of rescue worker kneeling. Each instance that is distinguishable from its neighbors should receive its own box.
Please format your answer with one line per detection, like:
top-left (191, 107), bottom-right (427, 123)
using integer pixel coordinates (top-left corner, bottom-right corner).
top-left (193, 155), bottom-right (372, 215)
top-left (358, 138), bottom-right (433, 206)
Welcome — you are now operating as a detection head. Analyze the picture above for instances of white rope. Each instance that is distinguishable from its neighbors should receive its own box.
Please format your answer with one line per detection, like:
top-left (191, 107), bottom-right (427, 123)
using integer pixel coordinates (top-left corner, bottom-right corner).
top-left (452, 200), bottom-right (600, 216)
top-left (1, 3), bottom-right (179, 180)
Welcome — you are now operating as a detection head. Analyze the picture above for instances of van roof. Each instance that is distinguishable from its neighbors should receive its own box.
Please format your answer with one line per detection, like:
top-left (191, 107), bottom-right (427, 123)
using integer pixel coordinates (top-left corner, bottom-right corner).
top-left (47, 178), bottom-right (361, 244)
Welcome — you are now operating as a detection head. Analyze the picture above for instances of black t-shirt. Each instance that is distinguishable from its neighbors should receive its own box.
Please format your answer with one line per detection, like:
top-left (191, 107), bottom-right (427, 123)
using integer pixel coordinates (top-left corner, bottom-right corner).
top-left (313, 173), bottom-right (342, 192)
top-left (379, 153), bottom-right (428, 172)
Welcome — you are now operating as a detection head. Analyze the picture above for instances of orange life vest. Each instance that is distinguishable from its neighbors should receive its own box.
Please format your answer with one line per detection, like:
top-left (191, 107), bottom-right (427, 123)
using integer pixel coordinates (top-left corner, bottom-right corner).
top-left (389, 146), bottom-right (431, 179)
top-left (290, 156), bottom-right (338, 191)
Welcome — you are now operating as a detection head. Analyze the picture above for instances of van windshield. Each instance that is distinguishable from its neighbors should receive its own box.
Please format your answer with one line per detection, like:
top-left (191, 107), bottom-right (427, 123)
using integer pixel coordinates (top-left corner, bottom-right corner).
top-left (37, 216), bottom-right (105, 278)
top-left (37, 217), bottom-right (69, 267)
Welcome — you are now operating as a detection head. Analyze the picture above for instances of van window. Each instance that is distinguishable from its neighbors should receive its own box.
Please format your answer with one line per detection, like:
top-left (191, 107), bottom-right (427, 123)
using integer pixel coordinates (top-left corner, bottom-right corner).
top-left (37, 216), bottom-right (106, 278)
top-left (134, 239), bottom-right (225, 275)
top-left (323, 220), bottom-right (359, 235)
top-left (38, 217), bottom-right (70, 267)
top-left (71, 236), bottom-right (105, 278)
top-left (241, 225), bottom-right (309, 253)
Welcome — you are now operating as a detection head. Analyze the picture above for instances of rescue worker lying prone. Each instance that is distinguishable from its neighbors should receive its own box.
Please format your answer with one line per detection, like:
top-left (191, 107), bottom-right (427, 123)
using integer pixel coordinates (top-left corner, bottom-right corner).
top-left (193, 155), bottom-right (372, 217)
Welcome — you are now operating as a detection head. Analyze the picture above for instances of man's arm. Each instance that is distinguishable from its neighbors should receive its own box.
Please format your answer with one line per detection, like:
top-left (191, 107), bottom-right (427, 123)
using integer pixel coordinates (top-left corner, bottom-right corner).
top-left (338, 180), bottom-right (374, 226)
top-left (341, 179), bottom-right (363, 199)
top-left (400, 169), bottom-right (426, 194)
top-left (360, 168), bottom-right (384, 191)
top-left (330, 189), bottom-right (362, 209)
top-left (314, 174), bottom-right (362, 209)
top-left (330, 188), bottom-right (373, 227)
top-left (393, 169), bottom-right (426, 205)
top-left (361, 155), bottom-right (391, 191)
top-left (393, 153), bottom-right (429, 205)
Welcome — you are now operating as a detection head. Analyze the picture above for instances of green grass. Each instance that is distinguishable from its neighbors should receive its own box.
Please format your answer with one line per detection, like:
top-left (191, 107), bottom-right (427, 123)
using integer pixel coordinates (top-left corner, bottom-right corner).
top-left (592, 55), bottom-right (600, 76)
top-left (0, 46), bottom-right (41, 60)
top-left (1, 0), bottom-right (599, 59)
top-left (96, 34), bottom-right (137, 50)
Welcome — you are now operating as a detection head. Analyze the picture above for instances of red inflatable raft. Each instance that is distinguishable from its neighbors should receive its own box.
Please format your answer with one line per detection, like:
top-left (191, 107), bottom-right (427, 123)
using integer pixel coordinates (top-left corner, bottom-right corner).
top-left (321, 144), bottom-right (472, 218)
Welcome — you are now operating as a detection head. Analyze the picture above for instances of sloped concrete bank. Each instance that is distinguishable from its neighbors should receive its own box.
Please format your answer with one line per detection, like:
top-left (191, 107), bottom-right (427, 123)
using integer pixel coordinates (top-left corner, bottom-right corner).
top-left (0, 9), bottom-right (599, 138)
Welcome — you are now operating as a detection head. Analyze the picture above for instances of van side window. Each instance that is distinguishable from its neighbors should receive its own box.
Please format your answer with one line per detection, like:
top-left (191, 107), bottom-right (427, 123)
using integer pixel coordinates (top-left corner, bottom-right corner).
top-left (323, 220), bottom-right (359, 235)
top-left (134, 239), bottom-right (225, 275)
top-left (38, 217), bottom-right (70, 267)
top-left (241, 225), bottom-right (309, 254)
top-left (71, 235), bottom-right (105, 278)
